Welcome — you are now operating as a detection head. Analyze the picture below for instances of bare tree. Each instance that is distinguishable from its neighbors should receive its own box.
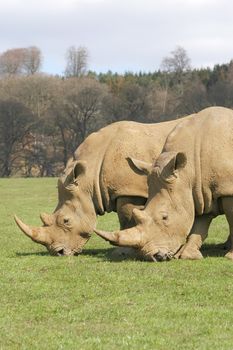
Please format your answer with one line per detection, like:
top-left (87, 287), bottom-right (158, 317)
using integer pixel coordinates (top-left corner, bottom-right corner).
top-left (120, 82), bottom-right (150, 121)
top-left (0, 75), bottom-right (61, 176)
top-left (160, 46), bottom-right (191, 113)
top-left (147, 83), bottom-right (172, 121)
top-left (161, 46), bottom-right (191, 76)
top-left (22, 46), bottom-right (42, 75)
top-left (23, 133), bottom-right (60, 177)
top-left (176, 77), bottom-right (209, 115)
top-left (0, 46), bottom-right (42, 77)
top-left (0, 100), bottom-right (34, 176)
top-left (52, 77), bottom-right (106, 165)
top-left (103, 79), bottom-right (151, 122)
top-left (11, 75), bottom-right (58, 119)
top-left (65, 46), bottom-right (89, 77)
top-left (0, 48), bottom-right (25, 76)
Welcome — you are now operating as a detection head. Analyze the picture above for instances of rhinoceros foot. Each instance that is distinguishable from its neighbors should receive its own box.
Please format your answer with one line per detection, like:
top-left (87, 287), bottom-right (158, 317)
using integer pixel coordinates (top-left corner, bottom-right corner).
top-left (225, 251), bottom-right (233, 260)
top-left (179, 246), bottom-right (204, 260)
top-left (223, 236), bottom-right (231, 250)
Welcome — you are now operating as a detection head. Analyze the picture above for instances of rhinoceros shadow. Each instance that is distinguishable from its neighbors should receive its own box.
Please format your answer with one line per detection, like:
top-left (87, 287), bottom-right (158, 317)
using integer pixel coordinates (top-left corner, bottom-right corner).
top-left (83, 244), bottom-right (229, 261)
top-left (83, 245), bottom-right (227, 260)
top-left (16, 251), bottom-right (49, 257)
top-left (15, 243), bottom-right (227, 260)
top-left (82, 247), bottom-right (140, 261)
top-left (15, 248), bottom-right (134, 261)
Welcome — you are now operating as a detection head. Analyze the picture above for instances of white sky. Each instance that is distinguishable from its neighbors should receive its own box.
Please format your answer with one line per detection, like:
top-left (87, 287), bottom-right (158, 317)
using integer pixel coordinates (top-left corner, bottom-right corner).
top-left (1, 0), bottom-right (233, 74)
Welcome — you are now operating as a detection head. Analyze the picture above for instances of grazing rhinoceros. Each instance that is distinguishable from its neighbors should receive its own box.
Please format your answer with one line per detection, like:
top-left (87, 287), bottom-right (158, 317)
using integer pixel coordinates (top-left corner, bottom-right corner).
top-left (15, 118), bottom-right (190, 256)
top-left (95, 106), bottom-right (233, 261)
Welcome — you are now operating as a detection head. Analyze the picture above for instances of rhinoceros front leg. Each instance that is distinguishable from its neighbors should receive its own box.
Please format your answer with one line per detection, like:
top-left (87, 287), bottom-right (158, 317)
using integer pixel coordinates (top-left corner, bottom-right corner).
top-left (221, 197), bottom-right (233, 260)
top-left (110, 196), bottom-right (146, 260)
top-left (178, 214), bottom-right (213, 260)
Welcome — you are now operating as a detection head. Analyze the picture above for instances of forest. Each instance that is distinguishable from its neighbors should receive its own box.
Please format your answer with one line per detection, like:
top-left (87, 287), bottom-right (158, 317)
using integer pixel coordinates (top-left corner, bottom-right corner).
top-left (0, 45), bottom-right (233, 177)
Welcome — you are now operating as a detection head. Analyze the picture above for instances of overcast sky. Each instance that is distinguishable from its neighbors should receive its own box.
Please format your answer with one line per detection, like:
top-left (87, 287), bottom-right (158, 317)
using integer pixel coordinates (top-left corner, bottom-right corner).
top-left (1, 0), bottom-right (233, 75)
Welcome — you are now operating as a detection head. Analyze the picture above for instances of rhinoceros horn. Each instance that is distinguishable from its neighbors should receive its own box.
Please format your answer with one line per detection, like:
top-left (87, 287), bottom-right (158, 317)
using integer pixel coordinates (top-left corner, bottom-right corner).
top-left (94, 227), bottom-right (142, 248)
top-left (40, 212), bottom-right (53, 226)
top-left (14, 215), bottom-right (51, 246)
top-left (132, 208), bottom-right (149, 225)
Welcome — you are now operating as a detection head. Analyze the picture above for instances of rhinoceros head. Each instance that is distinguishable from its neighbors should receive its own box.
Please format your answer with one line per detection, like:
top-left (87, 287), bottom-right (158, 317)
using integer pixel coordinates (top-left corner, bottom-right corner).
top-left (15, 160), bottom-right (97, 256)
top-left (95, 152), bottom-right (195, 261)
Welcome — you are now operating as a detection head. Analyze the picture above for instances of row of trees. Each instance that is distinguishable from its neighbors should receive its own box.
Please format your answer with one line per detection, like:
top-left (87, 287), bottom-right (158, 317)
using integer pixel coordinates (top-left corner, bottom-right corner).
top-left (0, 47), bottom-right (42, 76)
top-left (0, 46), bottom-right (89, 77)
top-left (0, 46), bottom-right (233, 177)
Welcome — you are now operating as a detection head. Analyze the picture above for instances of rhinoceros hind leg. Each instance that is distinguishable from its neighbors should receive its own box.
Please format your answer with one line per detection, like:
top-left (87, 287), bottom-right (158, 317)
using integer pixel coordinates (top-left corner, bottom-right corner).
top-left (223, 234), bottom-right (231, 250)
top-left (113, 197), bottom-right (146, 260)
top-left (117, 196), bottom-right (146, 229)
top-left (225, 250), bottom-right (233, 260)
top-left (221, 197), bottom-right (233, 261)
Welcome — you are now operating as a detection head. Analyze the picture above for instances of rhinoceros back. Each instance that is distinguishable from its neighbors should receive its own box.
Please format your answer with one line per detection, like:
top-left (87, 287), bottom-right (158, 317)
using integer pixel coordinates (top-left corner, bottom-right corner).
top-left (74, 119), bottom-right (182, 212)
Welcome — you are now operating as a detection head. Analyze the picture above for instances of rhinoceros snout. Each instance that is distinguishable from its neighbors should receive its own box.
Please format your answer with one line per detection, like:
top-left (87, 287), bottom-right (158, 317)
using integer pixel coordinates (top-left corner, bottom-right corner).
top-left (153, 250), bottom-right (173, 262)
top-left (57, 249), bottom-right (64, 256)
top-left (51, 248), bottom-right (81, 256)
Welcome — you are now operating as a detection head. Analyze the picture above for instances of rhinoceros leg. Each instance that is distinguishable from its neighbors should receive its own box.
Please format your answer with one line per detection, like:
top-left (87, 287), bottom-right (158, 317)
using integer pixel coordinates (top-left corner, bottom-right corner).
top-left (117, 196), bottom-right (146, 229)
top-left (178, 215), bottom-right (213, 260)
top-left (221, 197), bottom-right (233, 260)
top-left (223, 234), bottom-right (231, 250)
top-left (111, 196), bottom-right (146, 260)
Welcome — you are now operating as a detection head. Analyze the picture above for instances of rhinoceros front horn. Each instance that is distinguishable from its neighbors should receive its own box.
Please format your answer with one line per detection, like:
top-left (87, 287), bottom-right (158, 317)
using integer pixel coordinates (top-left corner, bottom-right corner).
top-left (14, 215), bottom-right (50, 246)
top-left (94, 227), bottom-right (142, 248)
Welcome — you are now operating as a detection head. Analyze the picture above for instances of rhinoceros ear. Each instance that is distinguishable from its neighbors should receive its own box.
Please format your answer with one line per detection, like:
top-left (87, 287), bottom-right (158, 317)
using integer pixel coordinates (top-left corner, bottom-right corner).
top-left (128, 157), bottom-right (152, 175)
top-left (73, 160), bottom-right (87, 180)
top-left (174, 152), bottom-right (187, 170)
top-left (64, 160), bottom-right (87, 188)
top-left (158, 152), bottom-right (187, 182)
top-left (66, 157), bottom-right (74, 170)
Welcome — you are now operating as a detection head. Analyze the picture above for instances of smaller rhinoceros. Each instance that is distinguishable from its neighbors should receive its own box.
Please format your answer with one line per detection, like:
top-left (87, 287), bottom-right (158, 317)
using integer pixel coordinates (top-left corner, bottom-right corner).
top-left (95, 106), bottom-right (233, 261)
top-left (15, 118), bottom-right (185, 256)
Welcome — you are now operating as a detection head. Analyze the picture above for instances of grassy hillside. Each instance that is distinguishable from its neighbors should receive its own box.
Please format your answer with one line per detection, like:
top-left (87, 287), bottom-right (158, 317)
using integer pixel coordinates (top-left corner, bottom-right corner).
top-left (0, 178), bottom-right (233, 349)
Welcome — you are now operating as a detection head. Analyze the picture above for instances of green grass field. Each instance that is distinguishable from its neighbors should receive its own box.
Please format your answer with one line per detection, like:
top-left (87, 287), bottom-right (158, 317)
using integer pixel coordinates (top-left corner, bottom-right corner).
top-left (0, 178), bottom-right (233, 349)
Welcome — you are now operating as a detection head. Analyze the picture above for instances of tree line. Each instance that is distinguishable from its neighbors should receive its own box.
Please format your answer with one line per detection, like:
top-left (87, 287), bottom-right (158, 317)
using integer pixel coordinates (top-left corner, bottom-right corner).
top-left (0, 45), bottom-right (233, 177)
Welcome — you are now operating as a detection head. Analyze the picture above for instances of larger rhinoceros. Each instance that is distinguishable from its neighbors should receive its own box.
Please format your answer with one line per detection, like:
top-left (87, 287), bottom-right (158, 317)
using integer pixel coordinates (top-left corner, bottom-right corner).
top-left (95, 106), bottom-right (233, 261)
top-left (15, 118), bottom-right (189, 256)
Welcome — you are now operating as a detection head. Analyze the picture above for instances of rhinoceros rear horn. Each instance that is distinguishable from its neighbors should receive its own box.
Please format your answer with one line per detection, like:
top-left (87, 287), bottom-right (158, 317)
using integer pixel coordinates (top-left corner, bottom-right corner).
top-left (94, 227), bottom-right (141, 248)
top-left (128, 157), bottom-right (152, 175)
top-left (40, 212), bottom-right (53, 226)
top-left (132, 208), bottom-right (149, 225)
top-left (14, 215), bottom-right (50, 246)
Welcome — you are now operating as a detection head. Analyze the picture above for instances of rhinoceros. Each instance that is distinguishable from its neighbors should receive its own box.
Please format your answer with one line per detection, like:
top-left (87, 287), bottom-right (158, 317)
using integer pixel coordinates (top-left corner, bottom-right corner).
top-left (15, 118), bottom-right (191, 256)
top-left (95, 106), bottom-right (233, 261)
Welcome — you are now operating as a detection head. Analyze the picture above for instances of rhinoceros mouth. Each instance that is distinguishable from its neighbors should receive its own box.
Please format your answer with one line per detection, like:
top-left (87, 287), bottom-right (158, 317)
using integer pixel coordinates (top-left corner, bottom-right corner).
top-left (57, 249), bottom-right (64, 256)
top-left (50, 247), bottom-right (82, 256)
top-left (152, 250), bottom-right (174, 262)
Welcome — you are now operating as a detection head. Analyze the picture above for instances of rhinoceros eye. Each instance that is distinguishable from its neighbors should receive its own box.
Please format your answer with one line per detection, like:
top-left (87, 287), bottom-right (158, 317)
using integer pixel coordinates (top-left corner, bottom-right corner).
top-left (162, 213), bottom-right (168, 220)
top-left (63, 218), bottom-right (70, 225)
